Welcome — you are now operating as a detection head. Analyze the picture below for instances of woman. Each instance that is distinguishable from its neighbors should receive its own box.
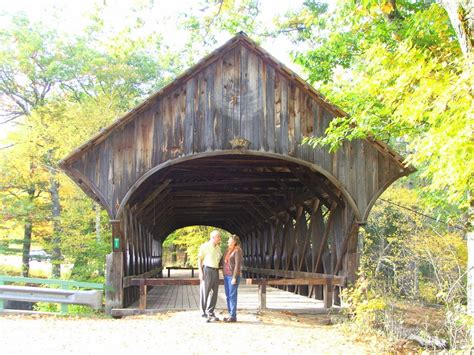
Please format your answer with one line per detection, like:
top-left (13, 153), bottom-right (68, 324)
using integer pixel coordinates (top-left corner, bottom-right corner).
top-left (222, 234), bottom-right (243, 322)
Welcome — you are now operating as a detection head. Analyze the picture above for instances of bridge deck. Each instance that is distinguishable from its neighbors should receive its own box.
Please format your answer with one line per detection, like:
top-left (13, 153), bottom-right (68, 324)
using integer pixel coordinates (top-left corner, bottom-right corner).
top-left (128, 270), bottom-right (327, 312)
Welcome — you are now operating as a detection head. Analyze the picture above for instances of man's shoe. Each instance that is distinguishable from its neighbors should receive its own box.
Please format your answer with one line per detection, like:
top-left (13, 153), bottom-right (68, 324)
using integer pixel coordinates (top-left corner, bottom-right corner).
top-left (224, 317), bottom-right (237, 322)
top-left (208, 314), bottom-right (220, 321)
top-left (201, 313), bottom-right (207, 318)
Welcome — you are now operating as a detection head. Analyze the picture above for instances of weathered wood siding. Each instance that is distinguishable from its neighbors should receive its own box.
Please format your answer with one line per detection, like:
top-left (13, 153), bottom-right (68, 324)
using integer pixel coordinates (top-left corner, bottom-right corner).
top-left (121, 205), bottom-right (162, 307)
top-left (69, 42), bottom-right (405, 221)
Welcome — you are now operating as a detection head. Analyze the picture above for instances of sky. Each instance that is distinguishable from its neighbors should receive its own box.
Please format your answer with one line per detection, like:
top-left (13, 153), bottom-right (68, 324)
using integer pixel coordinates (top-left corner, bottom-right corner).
top-left (0, 0), bottom-right (304, 69)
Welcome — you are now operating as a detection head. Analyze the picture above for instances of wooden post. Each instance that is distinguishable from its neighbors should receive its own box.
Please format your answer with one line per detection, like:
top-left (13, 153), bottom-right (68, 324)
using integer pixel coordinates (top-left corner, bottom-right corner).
top-left (105, 220), bottom-right (124, 315)
top-left (110, 219), bottom-right (123, 252)
top-left (323, 278), bottom-right (333, 309)
top-left (139, 279), bottom-right (147, 310)
top-left (105, 251), bottom-right (124, 314)
top-left (258, 279), bottom-right (267, 310)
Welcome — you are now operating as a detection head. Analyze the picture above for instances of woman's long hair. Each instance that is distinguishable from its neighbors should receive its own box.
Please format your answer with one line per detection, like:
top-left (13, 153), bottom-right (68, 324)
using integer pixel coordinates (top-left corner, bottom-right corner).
top-left (225, 235), bottom-right (241, 263)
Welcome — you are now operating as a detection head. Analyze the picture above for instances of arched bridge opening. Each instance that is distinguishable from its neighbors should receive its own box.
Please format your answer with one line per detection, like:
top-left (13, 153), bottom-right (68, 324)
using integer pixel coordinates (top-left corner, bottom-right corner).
top-left (116, 153), bottom-right (359, 308)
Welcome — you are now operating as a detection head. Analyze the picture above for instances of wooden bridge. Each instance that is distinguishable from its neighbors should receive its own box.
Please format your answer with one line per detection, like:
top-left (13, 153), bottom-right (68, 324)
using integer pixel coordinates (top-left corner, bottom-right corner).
top-left (60, 33), bottom-right (413, 313)
top-left (111, 269), bottom-right (334, 317)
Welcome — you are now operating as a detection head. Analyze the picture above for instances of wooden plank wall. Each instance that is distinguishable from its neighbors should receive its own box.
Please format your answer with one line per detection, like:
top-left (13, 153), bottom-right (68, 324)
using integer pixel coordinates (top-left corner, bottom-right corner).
top-left (121, 206), bottom-right (163, 307)
top-left (114, 195), bottom-right (359, 307)
top-left (70, 42), bottom-right (405, 221)
top-left (241, 196), bottom-right (359, 300)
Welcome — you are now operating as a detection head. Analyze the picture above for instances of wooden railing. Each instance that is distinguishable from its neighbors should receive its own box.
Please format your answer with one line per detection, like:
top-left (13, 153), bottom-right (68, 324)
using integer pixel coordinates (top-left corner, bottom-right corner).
top-left (128, 268), bottom-right (345, 311)
top-left (242, 266), bottom-right (345, 309)
top-left (122, 267), bottom-right (163, 288)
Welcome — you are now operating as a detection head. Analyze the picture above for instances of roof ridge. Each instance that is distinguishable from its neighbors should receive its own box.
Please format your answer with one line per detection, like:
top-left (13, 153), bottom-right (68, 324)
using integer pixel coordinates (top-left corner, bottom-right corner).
top-left (60, 33), bottom-right (410, 171)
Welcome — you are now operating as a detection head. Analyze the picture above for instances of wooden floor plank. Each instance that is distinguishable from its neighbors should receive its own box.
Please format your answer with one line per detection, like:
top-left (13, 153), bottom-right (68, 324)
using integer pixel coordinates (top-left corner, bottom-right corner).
top-left (164, 284), bottom-right (174, 310)
top-left (184, 285), bottom-right (191, 309)
top-left (127, 270), bottom-right (327, 312)
top-left (192, 284), bottom-right (199, 310)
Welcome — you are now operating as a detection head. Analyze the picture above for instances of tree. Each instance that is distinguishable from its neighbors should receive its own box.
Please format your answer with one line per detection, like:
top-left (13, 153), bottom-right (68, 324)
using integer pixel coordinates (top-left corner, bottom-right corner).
top-left (0, 124), bottom-right (51, 276)
top-left (273, 0), bottom-right (472, 345)
top-left (0, 11), bottom-right (183, 278)
top-left (163, 226), bottom-right (230, 266)
top-left (179, 0), bottom-right (264, 63)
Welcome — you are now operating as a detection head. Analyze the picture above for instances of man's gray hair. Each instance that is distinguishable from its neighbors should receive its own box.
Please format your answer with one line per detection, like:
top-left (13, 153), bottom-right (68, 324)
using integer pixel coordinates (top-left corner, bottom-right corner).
top-left (210, 230), bottom-right (221, 240)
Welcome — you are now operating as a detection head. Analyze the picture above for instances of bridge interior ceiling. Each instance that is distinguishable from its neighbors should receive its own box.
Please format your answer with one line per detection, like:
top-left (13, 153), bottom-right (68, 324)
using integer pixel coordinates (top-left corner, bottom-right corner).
top-left (126, 155), bottom-right (345, 241)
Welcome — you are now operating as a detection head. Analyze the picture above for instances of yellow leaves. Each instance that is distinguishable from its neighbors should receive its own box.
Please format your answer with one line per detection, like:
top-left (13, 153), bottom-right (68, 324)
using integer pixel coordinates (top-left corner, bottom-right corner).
top-left (221, 0), bottom-right (236, 12)
top-left (380, 2), bottom-right (394, 15)
top-left (338, 37), bottom-right (473, 208)
top-left (391, 32), bottom-right (402, 42)
top-left (411, 232), bottom-right (467, 281)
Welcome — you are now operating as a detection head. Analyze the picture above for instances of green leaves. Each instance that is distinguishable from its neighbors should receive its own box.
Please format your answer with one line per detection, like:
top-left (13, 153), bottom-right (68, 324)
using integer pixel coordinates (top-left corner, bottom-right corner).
top-left (285, 1), bottom-right (472, 209)
top-left (164, 226), bottom-right (229, 266)
top-left (0, 10), bottom-right (184, 280)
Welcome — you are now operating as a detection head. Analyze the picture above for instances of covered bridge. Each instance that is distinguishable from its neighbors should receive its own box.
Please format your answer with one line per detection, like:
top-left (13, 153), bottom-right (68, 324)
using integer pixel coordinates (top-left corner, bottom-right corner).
top-left (60, 33), bottom-right (413, 313)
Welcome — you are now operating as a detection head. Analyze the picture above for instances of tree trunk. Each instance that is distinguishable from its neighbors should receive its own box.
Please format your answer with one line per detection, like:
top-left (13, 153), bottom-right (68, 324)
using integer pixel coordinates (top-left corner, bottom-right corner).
top-left (49, 172), bottom-right (62, 278)
top-left (21, 187), bottom-right (35, 277)
top-left (95, 203), bottom-right (104, 276)
top-left (21, 218), bottom-right (33, 277)
top-left (171, 244), bottom-right (177, 263)
top-left (468, 197), bottom-right (474, 344)
top-left (439, 0), bottom-right (473, 57)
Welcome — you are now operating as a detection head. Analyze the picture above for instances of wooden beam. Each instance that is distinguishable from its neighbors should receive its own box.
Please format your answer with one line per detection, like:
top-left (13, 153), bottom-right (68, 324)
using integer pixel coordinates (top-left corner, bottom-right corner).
top-left (135, 179), bottom-right (172, 215)
top-left (241, 266), bottom-right (345, 286)
top-left (290, 168), bottom-right (333, 206)
top-left (139, 279), bottom-right (147, 310)
top-left (168, 169), bottom-right (296, 180)
top-left (333, 221), bottom-right (359, 276)
top-left (170, 178), bottom-right (299, 188)
top-left (245, 278), bottom-right (339, 286)
top-left (105, 251), bottom-right (124, 314)
top-left (140, 194), bottom-right (173, 222)
top-left (254, 195), bottom-right (287, 224)
top-left (137, 190), bottom-right (172, 220)
top-left (314, 201), bottom-right (338, 273)
top-left (123, 267), bottom-right (163, 288)
top-left (323, 278), bottom-right (333, 309)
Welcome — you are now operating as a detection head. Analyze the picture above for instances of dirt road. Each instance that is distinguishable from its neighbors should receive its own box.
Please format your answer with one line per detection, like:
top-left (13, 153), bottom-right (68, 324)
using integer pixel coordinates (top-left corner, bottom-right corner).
top-left (0, 310), bottom-right (377, 354)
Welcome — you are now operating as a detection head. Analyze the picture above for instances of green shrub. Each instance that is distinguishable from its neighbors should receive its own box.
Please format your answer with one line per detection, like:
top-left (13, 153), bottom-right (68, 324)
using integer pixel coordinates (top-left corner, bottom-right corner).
top-left (0, 264), bottom-right (50, 278)
top-left (341, 278), bottom-right (388, 329)
top-left (418, 280), bottom-right (438, 304)
top-left (33, 302), bottom-right (60, 313)
top-left (67, 304), bottom-right (103, 316)
top-left (0, 264), bottom-right (21, 276)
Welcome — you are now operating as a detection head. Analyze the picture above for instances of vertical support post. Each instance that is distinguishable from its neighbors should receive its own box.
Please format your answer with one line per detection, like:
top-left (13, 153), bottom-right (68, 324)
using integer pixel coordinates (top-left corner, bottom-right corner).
top-left (258, 279), bottom-right (267, 310)
top-left (139, 279), bottom-right (147, 310)
top-left (323, 278), bottom-right (333, 309)
top-left (343, 223), bottom-right (361, 287)
top-left (105, 220), bottom-right (124, 315)
top-left (111, 219), bottom-right (123, 252)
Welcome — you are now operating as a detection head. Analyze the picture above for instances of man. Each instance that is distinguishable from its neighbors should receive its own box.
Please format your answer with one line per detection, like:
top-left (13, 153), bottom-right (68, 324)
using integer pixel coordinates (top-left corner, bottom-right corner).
top-left (198, 230), bottom-right (222, 322)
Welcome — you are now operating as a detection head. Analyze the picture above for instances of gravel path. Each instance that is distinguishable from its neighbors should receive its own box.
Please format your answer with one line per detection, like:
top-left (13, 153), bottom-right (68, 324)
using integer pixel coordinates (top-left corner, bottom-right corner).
top-left (0, 310), bottom-right (372, 354)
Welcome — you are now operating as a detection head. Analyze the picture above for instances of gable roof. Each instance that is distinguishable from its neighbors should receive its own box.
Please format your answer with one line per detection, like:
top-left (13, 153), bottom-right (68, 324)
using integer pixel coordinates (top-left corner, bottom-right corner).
top-left (60, 32), bottom-right (409, 169)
